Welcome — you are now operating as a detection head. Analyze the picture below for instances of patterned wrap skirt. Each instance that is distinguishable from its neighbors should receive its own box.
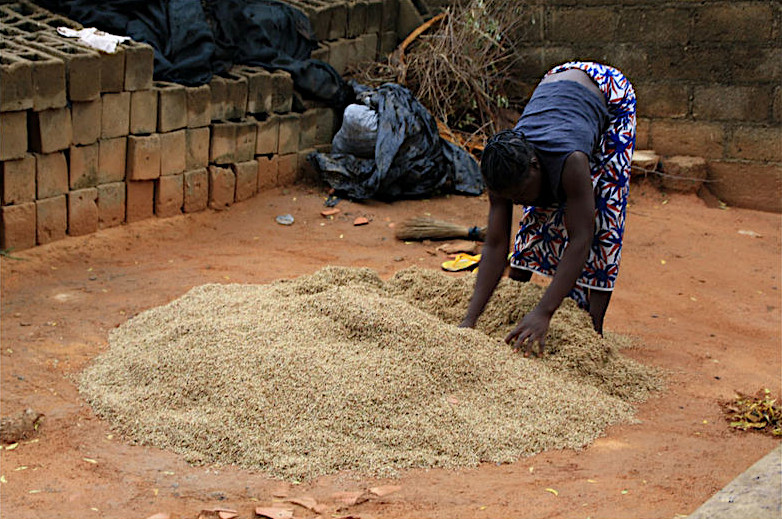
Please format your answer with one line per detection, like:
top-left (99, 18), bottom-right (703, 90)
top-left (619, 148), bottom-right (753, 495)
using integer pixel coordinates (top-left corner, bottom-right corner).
top-left (509, 61), bottom-right (637, 309)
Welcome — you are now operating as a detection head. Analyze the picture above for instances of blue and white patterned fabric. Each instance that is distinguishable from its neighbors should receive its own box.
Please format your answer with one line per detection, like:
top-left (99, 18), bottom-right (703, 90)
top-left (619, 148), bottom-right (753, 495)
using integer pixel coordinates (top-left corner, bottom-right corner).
top-left (510, 61), bottom-right (637, 309)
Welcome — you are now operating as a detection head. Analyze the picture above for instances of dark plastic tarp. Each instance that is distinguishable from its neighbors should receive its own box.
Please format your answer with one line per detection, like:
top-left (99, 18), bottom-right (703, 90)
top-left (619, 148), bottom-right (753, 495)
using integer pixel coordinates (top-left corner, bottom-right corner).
top-left (34, 0), bottom-right (351, 106)
top-left (309, 82), bottom-right (484, 200)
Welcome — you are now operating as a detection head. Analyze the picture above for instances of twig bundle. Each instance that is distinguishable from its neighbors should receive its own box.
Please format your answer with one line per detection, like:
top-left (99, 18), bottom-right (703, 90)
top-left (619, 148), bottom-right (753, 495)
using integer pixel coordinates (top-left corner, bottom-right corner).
top-left (395, 216), bottom-right (486, 241)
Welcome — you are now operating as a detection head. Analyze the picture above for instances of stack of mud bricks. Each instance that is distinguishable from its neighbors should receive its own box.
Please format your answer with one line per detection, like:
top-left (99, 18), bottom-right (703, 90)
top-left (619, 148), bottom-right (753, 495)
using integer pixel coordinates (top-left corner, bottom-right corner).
top-left (0, 1), bottom-right (345, 251)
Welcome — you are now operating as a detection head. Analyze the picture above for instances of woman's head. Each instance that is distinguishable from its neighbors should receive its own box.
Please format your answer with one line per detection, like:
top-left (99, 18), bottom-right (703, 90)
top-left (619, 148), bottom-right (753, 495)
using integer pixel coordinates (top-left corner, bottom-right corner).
top-left (481, 129), bottom-right (541, 204)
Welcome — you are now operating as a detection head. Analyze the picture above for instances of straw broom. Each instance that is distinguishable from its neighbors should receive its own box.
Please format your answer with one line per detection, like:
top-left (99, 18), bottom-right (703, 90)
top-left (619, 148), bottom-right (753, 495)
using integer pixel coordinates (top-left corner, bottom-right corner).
top-left (394, 216), bottom-right (486, 241)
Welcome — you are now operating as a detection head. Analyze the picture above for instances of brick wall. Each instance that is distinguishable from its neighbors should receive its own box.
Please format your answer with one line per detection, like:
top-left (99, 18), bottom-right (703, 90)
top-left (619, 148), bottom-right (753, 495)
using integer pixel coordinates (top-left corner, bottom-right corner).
top-left (432, 0), bottom-right (781, 212)
top-left (0, 0), bottom-right (387, 251)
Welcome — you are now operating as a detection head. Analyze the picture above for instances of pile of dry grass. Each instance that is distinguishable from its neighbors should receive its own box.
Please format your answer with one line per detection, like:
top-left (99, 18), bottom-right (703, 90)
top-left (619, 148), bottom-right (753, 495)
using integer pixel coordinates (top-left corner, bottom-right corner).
top-left (80, 267), bottom-right (662, 481)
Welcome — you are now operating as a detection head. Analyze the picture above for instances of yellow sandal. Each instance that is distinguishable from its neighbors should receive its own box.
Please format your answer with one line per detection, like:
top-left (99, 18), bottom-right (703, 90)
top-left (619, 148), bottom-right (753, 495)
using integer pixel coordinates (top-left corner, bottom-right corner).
top-left (441, 253), bottom-right (481, 272)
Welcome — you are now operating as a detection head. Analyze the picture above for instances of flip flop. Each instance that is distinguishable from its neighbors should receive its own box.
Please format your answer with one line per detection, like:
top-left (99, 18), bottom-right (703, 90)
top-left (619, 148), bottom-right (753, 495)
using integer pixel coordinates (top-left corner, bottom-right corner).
top-left (441, 253), bottom-right (481, 272)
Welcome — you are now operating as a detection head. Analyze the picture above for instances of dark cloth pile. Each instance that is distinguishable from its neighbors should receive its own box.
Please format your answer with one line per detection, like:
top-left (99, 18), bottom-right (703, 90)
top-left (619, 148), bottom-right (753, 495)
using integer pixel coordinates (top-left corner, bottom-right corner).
top-left (33, 0), bottom-right (351, 106)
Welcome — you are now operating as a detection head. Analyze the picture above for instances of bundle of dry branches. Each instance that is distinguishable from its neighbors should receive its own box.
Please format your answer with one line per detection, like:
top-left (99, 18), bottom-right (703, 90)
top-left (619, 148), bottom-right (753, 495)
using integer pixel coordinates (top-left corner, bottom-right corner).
top-left (350, 0), bottom-right (527, 150)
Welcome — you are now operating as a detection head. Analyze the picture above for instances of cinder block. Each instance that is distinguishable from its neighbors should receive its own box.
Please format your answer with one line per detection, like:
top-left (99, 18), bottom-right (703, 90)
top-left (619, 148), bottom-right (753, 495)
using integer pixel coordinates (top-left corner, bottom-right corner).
top-left (357, 33), bottom-right (378, 64)
top-left (659, 155), bottom-right (707, 194)
top-left (651, 120), bottom-right (724, 159)
top-left (67, 187), bottom-right (98, 236)
top-left (35, 195), bottom-right (66, 245)
top-left (126, 180), bottom-right (154, 222)
top-left (297, 148), bottom-right (318, 183)
top-left (1, 154), bottom-right (35, 205)
top-left (311, 43), bottom-right (329, 63)
top-left (256, 154), bottom-right (278, 191)
top-left (96, 181), bottom-right (125, 228)
top-left (396, 0), bottom-right (423, 41)
top-left (232, 160), bottom-right (258, 202)
top-left (123, 40), bottom-right (154, 91)
top-left (326, 39), bottom-right (349, 75)
top-left (25, 35), bottom-right (101, 101)
top-left (366, 0), bottom-right (382, 33)
top-left (728, 125), bottom-right (782, 163)
top-left (130, 89), bottom-right (158, 135)
top-left (277, 153), bottom-right (298, 186)
top-left (692, 3), bottom-right (773, 43)
top-left (220, 72), bottom-right (249, 120)
top-left (155, 173), bottom-right (183, 217)
top-left (208, 165), bottom-right (235, 210)
top-left (185, 84), bottom-right (211, 128)
top-left (99, 46), bottom-right (125, 93)
top-left (209, 74), bottom-right (228, 121)
top-left (28, 107), bottom-right (72, 153)
top-left (235, 119), bottom-right (257, 162)
top-left (98, 137), bottom-right (127, 183)
top-left (381, 0), bottom-right (398, 33)
top-left (635, 82), bottom-right (689, 119)
top-left (347, 1), bottom-right (367, 38)
top-left (183, 168), bottom-right (208, 213)
top-left (1, 202), bottom-right (36, 250)
top-left (301, 4), bottom-right (330, 41)
top-left (101, 91), bottom-right (130, 138)
top-left (299, 109), bottom-right (318, 149)
top-left (255, 115), bottom-right (279, 155)
top-left (35, 151), bottom-right (68, 199)
top-left (69, 142), bottom-right (99, 189)
top-left (379, 30), bottom-right (397, 56)
top-left (154, 81), bottom-right (187, 133)
top-left (232, 66), bottom-right (273, 115)
top-left (707, 161), bottom-right (782, 213)
top-left (185, 126), bottom-right (210, 170)
top-left (0, 110), bottom-right (28, 160)
top-left (71, 99), bottom-right (102, 145)
top-left (278, 113), bottom-right (301, 155)
top-left (328, 3), bottom-right (348, 40)
top-left (126, 134), bottom-right (161, 180)
top-left (3, 43), bottom-right (66, 110)
top-left (0, 51), bottom-right (33, 111)
top-left (270, 71), bottom-right (293, 113)
top-left (209, 121), bottom-right (237, 165)
top-left (314, 107), bottom-right (337, 145)
top-left (693, 85), bottom-right (771, 122)
top-left (159, 129), bottom-right (186, 176)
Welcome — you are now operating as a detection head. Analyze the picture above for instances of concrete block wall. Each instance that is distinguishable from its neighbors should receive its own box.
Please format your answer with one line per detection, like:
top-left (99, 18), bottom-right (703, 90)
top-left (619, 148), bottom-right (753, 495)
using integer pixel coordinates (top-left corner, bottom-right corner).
top-left (0, 0), bottom-right (388, 251)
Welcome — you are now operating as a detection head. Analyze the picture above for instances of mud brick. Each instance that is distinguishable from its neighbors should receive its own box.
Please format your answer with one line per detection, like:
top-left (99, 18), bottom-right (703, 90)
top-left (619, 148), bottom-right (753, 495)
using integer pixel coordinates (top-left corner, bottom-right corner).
top-left (183, 168), bottom-right (208, 213)
top-left (1, 154), bottom-right (35, 205)
top-left (35, 151), bottom-right (68, 199)
top-left (256, 154), bottom-right (278, 191)
top-left (235, 119), bottom-right (257, 162)
top-left (728, 126), bottom-right (782, 163)
top-left (159, 129), bottom-right (186, 176)
top-left (278, 113), bottom-right (301, 155)
top-left (707, 161), bottom-right (782, 213)
top-left (155, 173), bottom-right (183, 217)
top-left (101, 91), bottom-right (130, 138)
top-left (0, 51), bottom-right (33, 111)
top-left (96, 181), bottom-right (125, 228)
top-left (0, 110), bottom-right (27, 160)
top-left (35, 194), bottom-right (66, 245)
top-left (67, 187), bottom-right (98, 236)
top-left (232, 66), bottom-right (273, 115)
top-left (365, 0), bottom-right (382, 33)
top-left (208, 165), bottom-right (235, 210)
top-left (153, 81), bottom-right (187, 133)
top-left (123, 40), bottom-right (154, 91)
top-left (255, 115), bottom-right (279, 155)
top-left (209, 121), bottom-right (237, 165)
top-left (126, 134), bottom-right (161, 180)
top-left (129, 89), bottom-right (158, 135)
top-left (97, 137), bottom-right (126, 183)
top-left (185, 127), bottom-right (210, 170)
top-left (185, 84), bottom-right (211, 128)
top-left (2, 43), bottom-right (66, 110)
top-left (209, 74), bottom-right (228, 121)
top-left (347, 1), bottom-right (367, 38)
top-left (297, 148), bottom-right (318, 183)
top-left (232, 160), bottom-right (258, 202)
top-left (326, 39), bottom-right (349, 75)
top-left (125, 180), bottom-right (154, 222)
top-left (1, 202), bottom-right (35, 250)
top-left (311, 43), bottom-right (329, 63)
top-left (28, 107), bottom-right (72, 153)
top-left (651, 120), bottom-right (724, 160)
top-left (69, 142), bottom-right (99, 190)
top-left (299, 109), bottom-right (318, 149)
top-left (25, 35), bottom-right (101, 102)
top-left (270, 71), bottom-right (293, 113)
top-left (659, 156), bottom-right (707, 194)
top-left (71, 99), bottom-right (102, 145)
top-left (220, 72), bottom-right (249, 120)
top-left (277, 153), bottom-right (298, 186)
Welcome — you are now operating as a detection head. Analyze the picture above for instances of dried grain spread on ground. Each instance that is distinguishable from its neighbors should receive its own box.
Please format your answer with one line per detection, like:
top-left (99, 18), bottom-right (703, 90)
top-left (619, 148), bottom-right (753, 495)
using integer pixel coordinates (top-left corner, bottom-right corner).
top-left (79, 266), bottom-right (663, 481)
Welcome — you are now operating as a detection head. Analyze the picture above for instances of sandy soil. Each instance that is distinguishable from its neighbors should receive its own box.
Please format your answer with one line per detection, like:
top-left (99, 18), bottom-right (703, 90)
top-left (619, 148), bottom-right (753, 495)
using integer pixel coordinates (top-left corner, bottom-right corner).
top-left (1, 179), bottom-right (780, 519)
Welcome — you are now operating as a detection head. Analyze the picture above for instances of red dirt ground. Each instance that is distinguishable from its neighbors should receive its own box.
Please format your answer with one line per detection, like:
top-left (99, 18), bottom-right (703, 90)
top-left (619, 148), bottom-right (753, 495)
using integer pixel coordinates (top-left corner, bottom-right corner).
top-left (1, 179), bottom-right (780, 519)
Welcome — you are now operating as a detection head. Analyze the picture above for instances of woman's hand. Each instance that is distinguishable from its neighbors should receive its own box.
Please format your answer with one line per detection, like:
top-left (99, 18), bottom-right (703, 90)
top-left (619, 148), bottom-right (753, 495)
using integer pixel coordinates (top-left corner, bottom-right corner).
top-left (504, 308), bottom-right (552, 357)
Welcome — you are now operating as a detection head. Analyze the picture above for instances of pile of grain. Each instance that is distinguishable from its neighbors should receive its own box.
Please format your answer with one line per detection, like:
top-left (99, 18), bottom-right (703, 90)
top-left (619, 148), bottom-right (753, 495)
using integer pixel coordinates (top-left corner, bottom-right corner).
top-left (80, 267), bottom-right (662, 481)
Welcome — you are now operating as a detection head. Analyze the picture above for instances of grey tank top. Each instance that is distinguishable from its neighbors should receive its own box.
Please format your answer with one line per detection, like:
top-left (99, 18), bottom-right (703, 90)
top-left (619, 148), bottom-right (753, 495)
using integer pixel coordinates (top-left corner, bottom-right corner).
top-left (514, 80), bottom-right (608, 205)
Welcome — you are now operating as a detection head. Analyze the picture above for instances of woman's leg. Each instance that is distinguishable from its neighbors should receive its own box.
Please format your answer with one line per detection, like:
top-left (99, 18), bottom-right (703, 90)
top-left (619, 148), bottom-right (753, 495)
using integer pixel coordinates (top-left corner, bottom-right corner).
top-left (588, 289), bottom-right (612, 334)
